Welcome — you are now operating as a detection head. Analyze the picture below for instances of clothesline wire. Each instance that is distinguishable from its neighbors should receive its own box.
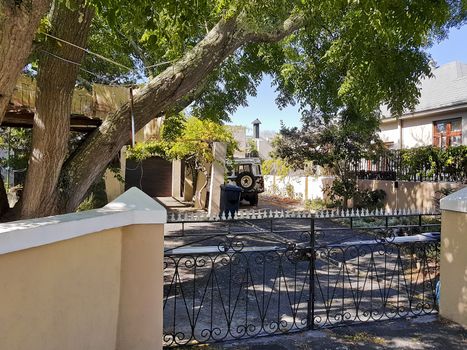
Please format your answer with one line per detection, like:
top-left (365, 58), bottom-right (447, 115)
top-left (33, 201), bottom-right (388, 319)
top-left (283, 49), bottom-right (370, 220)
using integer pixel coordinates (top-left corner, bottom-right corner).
top-left (43, 32), bottom-right (133, 71)
top-left (40, 49), bottom-right (136, 87)
top-left (41, 31), bottom-right (176, 73)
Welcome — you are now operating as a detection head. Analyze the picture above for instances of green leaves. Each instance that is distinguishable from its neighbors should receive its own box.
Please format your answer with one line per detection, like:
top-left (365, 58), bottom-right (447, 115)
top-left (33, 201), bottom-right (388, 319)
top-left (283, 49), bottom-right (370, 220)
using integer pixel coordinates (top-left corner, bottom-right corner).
top-left (266, 0), bottom-right (466, 118)
top-left (274, 106), bottom-right (383, 171)
top-left (126, 115), bottom-right (238, 167)
top-left (40, 0), bottom-right (467, 124)
top-left (168, 117), bottom-right (238, 162)
top-left (400, 145), bottom-right (467, 181)
top-left (261, 158), bottom-right (290, 177)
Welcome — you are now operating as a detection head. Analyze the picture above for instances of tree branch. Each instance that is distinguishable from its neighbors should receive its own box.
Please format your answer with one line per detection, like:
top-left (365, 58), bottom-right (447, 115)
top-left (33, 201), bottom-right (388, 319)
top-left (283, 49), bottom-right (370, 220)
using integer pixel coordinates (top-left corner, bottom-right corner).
top-left (0, 0), bottom-right (52, 124)
top-left (60, 11), bottom-right (306, 212)
top-left (243, 13), bottom-right (305, 43)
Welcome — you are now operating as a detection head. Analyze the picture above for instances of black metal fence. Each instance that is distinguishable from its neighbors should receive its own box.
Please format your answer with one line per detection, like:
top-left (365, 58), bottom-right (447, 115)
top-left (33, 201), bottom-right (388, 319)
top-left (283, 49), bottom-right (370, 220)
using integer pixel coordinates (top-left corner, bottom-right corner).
top-left (163, 210), bottom-right (440, 347)
top-left (350, 147), bottom-right (466, 182)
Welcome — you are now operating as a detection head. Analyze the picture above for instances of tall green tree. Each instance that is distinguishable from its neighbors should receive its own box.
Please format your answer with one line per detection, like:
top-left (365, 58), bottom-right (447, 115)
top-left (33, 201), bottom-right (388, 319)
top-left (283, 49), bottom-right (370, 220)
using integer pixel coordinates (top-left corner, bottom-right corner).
top-left (1, 0), bottom-right (466, 219)
top-left (0, 0), bottom-right (52, 124)
top-left (273, 107), bottom-right (385, 207)
top-left (127, 115), bottom-right (237, 207)
top-left (21, 0), bottom-right (94, 218)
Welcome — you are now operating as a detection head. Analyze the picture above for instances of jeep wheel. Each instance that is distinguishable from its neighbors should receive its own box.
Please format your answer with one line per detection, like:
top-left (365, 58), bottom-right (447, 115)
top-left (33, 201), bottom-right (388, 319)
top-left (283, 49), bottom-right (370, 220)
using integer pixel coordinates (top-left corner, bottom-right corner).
top-left (236, 171), bottom-right (255, 191)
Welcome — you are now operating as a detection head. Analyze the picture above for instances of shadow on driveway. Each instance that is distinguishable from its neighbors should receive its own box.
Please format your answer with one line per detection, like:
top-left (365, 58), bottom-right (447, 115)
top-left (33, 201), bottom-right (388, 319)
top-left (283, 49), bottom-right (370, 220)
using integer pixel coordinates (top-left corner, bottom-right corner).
top-left (183, 315), bottom-right (466, 350)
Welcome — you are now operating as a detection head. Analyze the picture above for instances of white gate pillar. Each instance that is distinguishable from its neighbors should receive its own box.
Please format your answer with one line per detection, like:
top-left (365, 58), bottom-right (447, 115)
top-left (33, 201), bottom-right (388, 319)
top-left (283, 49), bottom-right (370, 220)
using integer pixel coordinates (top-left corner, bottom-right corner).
top-left (439, 187), bottom-right (467, 327)
top-left (171, 160), bottom-right (182, 198)
top-left (208, 142), bottom-right (227, 216)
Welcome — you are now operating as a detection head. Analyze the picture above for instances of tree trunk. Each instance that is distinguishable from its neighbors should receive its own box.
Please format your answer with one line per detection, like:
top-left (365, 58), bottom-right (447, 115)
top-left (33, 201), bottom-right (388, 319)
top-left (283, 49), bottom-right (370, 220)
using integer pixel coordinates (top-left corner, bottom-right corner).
top-left (60, 13), bottom-right (303, 212)
top-left (20, 0), bottom-right (93, 218)
top-left (59, 17), bottom-right (241, 212)
top-left (0, 0), bottom-right (52, 122)
top-left (0, 173), bottom-right (9, 215)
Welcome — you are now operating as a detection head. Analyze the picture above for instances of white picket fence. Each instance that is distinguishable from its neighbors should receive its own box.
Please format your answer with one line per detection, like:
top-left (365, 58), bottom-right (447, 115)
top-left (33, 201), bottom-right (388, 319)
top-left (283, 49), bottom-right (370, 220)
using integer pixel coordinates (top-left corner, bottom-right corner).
top-left (167, 207), bottom-right (439, 222)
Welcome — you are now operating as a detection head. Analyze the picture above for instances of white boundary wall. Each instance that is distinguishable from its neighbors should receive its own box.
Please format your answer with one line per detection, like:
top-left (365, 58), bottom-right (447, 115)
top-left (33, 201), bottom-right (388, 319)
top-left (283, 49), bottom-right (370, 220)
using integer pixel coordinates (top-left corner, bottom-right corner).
top-left (263, 175), bottom-right (334, 201)
top-left (0, 188), bottom-right (167, 350)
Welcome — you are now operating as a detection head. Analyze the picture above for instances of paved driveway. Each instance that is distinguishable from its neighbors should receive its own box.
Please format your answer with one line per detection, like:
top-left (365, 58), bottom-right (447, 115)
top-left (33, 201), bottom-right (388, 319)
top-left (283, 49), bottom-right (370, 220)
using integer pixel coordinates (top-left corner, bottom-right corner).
top-left (188, 315), bottom-right (466, 350)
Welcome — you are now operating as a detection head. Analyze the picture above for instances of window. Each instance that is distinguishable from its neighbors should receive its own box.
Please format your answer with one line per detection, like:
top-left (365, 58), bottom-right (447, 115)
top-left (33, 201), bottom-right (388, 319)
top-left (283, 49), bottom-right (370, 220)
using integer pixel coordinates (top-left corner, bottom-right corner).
top-left (253, 164), bottom-right (261, 175)
top-left (236, 164), bottom-right (252, 173)
top-left (433, 118), bottom-right (462, 148)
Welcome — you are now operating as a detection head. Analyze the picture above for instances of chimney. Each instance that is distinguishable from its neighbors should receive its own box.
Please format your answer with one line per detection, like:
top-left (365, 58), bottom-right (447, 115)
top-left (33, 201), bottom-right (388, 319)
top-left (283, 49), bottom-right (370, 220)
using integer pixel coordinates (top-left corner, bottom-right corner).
top-left (252, 118), bottom-right (261, 139)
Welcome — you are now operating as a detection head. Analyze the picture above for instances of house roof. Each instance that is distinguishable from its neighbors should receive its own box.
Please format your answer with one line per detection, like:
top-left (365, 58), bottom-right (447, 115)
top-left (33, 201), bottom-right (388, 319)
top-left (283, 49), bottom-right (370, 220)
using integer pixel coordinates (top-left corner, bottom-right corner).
top-left (251, 118), bottom-right (261, 125)
top-left (381, 61), bottom-right (467, 119)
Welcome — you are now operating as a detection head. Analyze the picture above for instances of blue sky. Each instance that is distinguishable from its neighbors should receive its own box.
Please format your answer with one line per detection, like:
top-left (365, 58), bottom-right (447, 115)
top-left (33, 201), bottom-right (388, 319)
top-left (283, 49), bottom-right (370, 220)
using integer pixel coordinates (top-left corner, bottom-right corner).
top-left (228, 25), bottom-right (467, 133)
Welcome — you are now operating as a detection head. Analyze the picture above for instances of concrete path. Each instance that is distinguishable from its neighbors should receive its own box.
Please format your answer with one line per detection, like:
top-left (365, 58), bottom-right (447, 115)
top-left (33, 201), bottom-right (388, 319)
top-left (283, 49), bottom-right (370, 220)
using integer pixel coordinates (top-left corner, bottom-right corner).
top-left (158, 194), bottom-right (305, 214)
top-left (183, 315), bottom-right (466, 350)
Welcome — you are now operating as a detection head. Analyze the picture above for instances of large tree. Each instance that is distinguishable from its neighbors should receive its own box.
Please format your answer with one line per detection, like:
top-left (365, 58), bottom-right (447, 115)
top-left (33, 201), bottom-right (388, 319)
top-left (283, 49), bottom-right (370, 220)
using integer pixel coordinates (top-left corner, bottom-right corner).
top-left (21, 0), bottom-right (94, 218)
top-left (0, 0), bottom-right (52, 122)
top-left (273, 107), bottom-right (384, 207)
top-left (0, 0), bottom-right (53, 216)
top-left (2, 0), bottom-right (466, 219)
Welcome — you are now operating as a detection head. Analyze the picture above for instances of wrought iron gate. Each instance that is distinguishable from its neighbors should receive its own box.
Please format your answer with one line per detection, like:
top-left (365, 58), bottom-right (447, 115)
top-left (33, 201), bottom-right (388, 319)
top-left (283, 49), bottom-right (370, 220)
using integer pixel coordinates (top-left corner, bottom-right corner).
top-left (163, 209), bottom-right (440, 347)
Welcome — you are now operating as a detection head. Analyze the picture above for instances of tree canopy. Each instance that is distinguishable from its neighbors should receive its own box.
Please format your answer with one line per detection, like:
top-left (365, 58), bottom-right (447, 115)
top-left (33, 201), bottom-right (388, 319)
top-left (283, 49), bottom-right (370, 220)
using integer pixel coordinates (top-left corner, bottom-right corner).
top-left (0, 0), bottom-right (466, 219)
top-left (78, 0), bottom-right (467, 120)
top-left (126, 115), bottom-right (237, 163)
top-left (272, 107), bottom-right (385, 207)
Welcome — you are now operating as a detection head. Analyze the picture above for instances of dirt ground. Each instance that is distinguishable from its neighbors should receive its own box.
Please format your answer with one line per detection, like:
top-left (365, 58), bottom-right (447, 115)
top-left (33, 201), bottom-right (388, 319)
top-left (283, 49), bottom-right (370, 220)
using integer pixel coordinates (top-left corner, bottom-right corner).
top-left (188, 315), bottom-right (466, 350)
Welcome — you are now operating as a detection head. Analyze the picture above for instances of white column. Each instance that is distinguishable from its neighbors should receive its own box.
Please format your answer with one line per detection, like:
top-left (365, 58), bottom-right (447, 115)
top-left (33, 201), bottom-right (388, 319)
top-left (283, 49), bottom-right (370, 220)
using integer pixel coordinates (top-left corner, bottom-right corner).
top-left (462, 115), bottom-right (467, 146)
top-left (208, 142), bottom-right (227, 216)
top-left (439, 187), bottom-right (467, 327)
top-left (398, 118), bottom-right (403, 149)
top-left (171, 160), bottom-right (182, 198)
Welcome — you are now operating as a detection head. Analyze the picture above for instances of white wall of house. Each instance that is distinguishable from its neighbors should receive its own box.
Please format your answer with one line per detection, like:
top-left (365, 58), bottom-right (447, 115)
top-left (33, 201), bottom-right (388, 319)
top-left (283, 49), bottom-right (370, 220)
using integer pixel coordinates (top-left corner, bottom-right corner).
top-left (227, 125), bottom-right (247, 158)
top-left (263, 175), bottom-right (334, 201)
top-left (379, 112), bottom-right (467, 149)
top-left (256, 138), bottom-right (273, 160)
top-left (379, 120), bottom-right (400, 148)
top-left (401, 115), bottom-right (435, 148)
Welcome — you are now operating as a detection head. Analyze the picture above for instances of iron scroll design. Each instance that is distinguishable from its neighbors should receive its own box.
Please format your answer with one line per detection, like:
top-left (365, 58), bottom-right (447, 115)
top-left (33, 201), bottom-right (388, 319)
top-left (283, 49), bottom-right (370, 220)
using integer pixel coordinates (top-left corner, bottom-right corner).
top-left (163, 213), bottom-right (440, 347)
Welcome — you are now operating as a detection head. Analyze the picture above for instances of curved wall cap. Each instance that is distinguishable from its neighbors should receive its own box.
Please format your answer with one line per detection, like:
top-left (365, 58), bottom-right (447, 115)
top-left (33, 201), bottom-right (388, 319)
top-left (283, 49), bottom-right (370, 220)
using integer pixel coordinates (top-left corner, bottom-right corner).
top-left (440, 186), bottom-right (467, 213)
top-left (0, 187), bottom-right (166, 255)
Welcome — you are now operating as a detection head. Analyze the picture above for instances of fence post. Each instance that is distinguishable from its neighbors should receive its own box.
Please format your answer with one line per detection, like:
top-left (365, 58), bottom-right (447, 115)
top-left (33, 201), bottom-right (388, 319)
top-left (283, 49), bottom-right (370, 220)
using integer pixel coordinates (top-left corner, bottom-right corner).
top-left (439, 187), bottom-right (467, 327)
top-left (307, 217), bottom-right (316, 330)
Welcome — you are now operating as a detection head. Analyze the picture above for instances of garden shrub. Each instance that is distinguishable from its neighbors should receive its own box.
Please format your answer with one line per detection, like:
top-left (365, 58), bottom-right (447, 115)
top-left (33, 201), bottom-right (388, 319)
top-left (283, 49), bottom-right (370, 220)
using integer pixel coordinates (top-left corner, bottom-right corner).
top-left (262, 158), bottom-right (291, 177)
top-left (77, 178), bottom-right (107, 211)
top-left (324, 177), bottom-right (357, 208)
top-left (285, 183), bottom-right (295, 198)
top-left (399, 145), bottom-right (467, 181)
top-left (304, 198), bottom-right (328, 211)
top-left (353, 189), bottom-right (387, 211)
